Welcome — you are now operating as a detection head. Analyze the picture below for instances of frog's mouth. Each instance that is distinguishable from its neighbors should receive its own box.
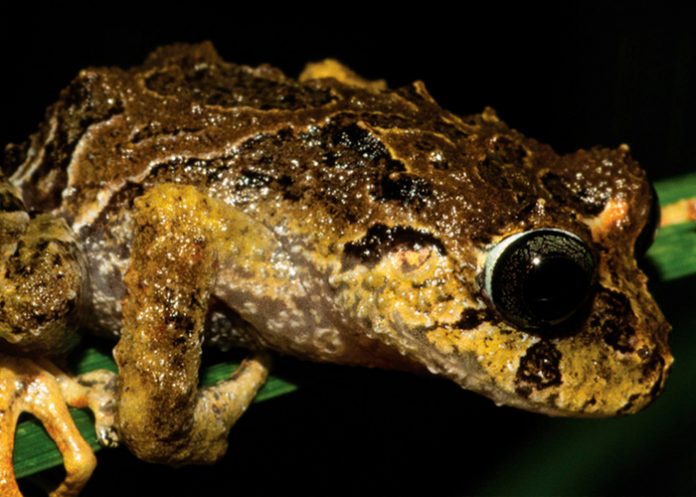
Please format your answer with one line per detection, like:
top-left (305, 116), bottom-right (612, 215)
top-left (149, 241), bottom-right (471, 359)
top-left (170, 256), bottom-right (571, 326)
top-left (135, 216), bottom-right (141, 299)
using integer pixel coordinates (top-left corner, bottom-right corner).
top-left (374, 278), bottom-right (672, 418)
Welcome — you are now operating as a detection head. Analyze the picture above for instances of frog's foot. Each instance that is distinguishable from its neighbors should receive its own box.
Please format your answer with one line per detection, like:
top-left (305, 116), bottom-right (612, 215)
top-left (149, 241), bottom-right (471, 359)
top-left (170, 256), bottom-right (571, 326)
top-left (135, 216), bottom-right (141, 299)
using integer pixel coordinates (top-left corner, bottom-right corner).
top-left (0, 354), bottom-right (97, 497)
top-left (38, 360), bottom-right (119, 448)
top-left (185, 352), bottom-right (271, 462)
top-left (114, 184), bottom-right (273, 465)
top-left (661, 197), bottom-right (696, 227)
top-left (118, 349), bottom-right (270, 465)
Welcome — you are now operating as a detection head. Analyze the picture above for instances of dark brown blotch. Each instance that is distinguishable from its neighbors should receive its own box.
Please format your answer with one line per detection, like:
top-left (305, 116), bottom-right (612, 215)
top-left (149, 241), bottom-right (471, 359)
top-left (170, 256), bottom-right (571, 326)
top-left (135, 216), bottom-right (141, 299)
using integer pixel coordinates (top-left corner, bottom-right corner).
top-left (377, 173), bottom-right (433, 208)
top-left (455, 309), bottom-right (491, 330)
top-left (603, 320), bottom-right (634, 353)
top-left (252, 174), bottom-right (299, 201)
top-left (329, 123), bottom-right (390, 163)
top-left (592, 290), bottom-right (636, 353)
top-left (515, 341), bottom-right (562, 397)
top-left (236, 170), bottom-right (273, 189)
top-left (541, 172), bottom-right (608, 216)
top-left (343, 224), bottom-right (446, 268)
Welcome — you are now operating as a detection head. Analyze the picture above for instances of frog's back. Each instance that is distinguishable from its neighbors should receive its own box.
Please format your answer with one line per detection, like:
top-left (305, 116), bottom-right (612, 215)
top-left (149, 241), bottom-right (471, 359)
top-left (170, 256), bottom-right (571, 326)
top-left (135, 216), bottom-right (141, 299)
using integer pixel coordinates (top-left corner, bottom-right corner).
top-left (3, 43), bottom-right (497, 313)
top-left (3, 43), bottom-right (490, 338)
top-left (8, 42), bottom-right (551, 248)
top-left (8, 43), bottom-right (453, 226)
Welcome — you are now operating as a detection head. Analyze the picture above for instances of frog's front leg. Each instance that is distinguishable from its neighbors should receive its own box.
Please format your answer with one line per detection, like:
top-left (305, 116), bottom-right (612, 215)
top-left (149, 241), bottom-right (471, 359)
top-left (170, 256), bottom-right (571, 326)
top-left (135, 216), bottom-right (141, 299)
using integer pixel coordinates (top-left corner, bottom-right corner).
top-left (114, 184), bottom-right (271, 464)
top-left (0, 178), bottom-right (116, 496)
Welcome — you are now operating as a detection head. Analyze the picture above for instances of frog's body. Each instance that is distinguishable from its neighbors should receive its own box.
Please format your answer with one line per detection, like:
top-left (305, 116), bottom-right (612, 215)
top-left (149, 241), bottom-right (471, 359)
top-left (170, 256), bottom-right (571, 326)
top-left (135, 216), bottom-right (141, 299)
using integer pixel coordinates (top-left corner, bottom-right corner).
top-left (0, 42), bottom-right (673, 496)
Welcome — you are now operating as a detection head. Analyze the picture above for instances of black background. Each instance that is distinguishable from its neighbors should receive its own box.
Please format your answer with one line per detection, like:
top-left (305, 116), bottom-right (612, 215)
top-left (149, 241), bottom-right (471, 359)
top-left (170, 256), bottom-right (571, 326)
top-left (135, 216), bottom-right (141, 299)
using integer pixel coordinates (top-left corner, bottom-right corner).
top-left (2, 4), bottom-right (695, 496)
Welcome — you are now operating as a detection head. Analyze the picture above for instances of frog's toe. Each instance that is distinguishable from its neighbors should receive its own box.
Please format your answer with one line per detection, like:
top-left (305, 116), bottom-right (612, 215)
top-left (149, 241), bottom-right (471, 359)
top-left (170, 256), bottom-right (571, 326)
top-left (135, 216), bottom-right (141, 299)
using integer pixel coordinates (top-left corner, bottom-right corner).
top-left (660, 197), bottom-right (696, 227)
top-left (41, 363), bottom-right (120, 449)
top-left (0, 353), bottom-right (96, 497)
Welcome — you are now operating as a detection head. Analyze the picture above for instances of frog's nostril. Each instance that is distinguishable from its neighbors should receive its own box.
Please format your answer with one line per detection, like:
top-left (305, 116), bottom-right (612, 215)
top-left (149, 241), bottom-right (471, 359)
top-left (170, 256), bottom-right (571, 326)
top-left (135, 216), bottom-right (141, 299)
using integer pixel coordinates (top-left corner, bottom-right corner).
top-left (483, 228), bottom-right (597, 332)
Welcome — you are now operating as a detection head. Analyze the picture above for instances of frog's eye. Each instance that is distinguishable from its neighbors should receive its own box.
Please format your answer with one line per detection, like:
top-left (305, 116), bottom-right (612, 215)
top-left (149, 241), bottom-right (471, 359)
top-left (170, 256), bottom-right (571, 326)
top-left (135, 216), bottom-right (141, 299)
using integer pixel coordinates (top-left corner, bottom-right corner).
top-left (634, 183), bottom-right (660, 257)
top-left (483, 229), bottom-right (597, 331)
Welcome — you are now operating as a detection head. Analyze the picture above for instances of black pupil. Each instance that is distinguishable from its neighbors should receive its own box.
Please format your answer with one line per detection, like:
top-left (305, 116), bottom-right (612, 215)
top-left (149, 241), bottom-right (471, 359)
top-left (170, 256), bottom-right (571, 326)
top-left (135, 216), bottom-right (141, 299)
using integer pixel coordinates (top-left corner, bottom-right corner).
top-left (523, 255), bottom-right (590, 323)
top-left (486, 229), bottom-right (597, 332)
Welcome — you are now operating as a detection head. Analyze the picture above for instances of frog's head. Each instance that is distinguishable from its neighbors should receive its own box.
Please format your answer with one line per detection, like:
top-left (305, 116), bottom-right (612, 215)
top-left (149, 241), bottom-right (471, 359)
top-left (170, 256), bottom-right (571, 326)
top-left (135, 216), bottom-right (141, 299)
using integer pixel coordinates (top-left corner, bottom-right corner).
top-left (333, 116), bottom-right (671, 417)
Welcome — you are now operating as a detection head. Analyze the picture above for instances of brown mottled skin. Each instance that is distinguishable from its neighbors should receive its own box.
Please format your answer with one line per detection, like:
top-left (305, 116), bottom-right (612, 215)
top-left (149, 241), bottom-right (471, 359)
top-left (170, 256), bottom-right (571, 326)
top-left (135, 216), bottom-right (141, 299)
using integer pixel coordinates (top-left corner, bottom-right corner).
top-left (0, 42), bottom-right (671, 496)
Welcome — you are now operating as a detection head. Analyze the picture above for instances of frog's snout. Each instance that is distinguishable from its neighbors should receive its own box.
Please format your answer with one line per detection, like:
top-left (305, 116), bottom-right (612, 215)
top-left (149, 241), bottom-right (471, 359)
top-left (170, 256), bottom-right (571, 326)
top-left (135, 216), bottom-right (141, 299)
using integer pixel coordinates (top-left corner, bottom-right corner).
top-left (522, 284), bottom-right (673, 417)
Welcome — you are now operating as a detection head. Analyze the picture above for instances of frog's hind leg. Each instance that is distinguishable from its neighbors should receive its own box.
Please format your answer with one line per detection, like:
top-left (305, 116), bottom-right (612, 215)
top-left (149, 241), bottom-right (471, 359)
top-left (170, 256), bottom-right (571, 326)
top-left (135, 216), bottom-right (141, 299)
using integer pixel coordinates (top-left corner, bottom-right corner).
top-left (0, 354), bottom-right (97, 497)
top-left (114, 183), bottom-right (271, 465)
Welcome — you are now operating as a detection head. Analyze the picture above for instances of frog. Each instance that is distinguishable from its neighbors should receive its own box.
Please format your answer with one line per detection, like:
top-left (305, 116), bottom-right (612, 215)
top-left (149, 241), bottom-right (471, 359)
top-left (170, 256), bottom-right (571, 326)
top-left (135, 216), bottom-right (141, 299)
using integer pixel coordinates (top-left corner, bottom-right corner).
top-left (0, 41), bottom-right (673, 496)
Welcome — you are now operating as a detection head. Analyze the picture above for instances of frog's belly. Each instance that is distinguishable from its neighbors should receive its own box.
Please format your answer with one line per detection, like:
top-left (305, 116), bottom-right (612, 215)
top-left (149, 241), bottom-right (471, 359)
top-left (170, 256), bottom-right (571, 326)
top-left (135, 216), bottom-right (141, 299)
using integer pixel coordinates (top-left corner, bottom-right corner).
top-left (78, 225), bottom-right (129, 340)
top-left (210, 279), bottom-right (414, 369)
top-left (78, 221), bottom-right (394, 367)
